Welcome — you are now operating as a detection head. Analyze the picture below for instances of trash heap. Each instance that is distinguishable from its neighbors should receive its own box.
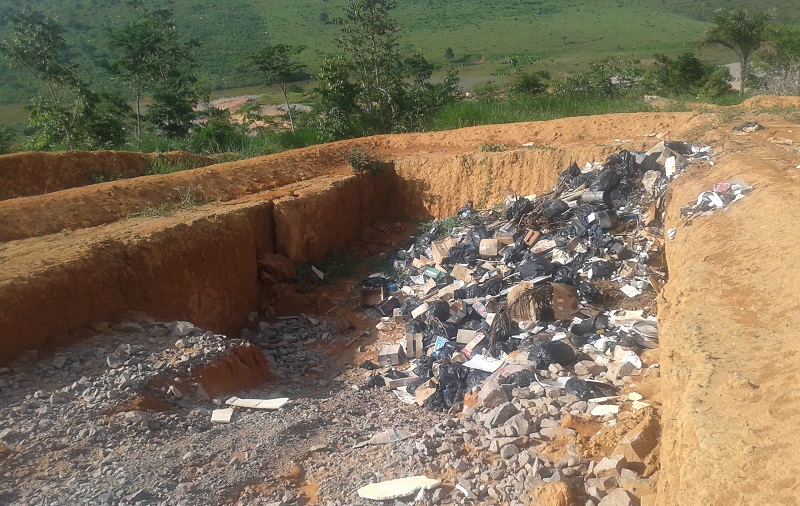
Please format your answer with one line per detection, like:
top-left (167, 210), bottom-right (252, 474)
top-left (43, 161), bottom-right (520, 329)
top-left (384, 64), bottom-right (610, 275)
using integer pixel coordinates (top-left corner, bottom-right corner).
top-left (359, 141), bottom-right (721, 414)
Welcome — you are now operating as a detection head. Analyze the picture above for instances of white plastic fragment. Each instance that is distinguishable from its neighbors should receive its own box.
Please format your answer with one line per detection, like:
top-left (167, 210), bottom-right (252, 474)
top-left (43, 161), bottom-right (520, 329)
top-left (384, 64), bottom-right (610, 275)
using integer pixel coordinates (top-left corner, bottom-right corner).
top-left (620, 285), bottom-right (642, 298)
top-left (591, 404), bottom-right (620, 417)
top-left (462, 354), bottom-right (503, 373)
top-left (357, 476), bottom-right (440, 501)
top-left (225, 397), bottom-right (289, 410)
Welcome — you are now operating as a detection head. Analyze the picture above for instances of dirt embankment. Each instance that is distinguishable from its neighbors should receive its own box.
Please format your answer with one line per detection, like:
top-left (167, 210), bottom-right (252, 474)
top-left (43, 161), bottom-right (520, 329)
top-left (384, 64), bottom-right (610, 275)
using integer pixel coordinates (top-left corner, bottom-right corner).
top-left (0, 150), bottom-right (213, 200)
top-left (658, 118), bottom-right (800, 505)
top-left (2, 97), bottom-right (800, 504)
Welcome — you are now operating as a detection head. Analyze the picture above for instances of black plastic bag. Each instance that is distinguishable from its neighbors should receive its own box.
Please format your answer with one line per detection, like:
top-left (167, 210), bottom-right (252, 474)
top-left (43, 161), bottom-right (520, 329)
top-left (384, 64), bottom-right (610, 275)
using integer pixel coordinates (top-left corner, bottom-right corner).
top-left (466, 369), bottom-right (492, 390)
top-left (588, 260), bottom-right (616, 279)
top-left (552, 265), bottom-right (576, 285)
top-left (427, 300), bottom-right (451, 321)
top-left (528, 340), bottom-right (577, 369)
top-left (503, 369), bottom-right (537, 388)
top-left (543, 199), bottom-right (570, 218)
top-left (590, 169), bottom-right (621, 193)
top-left (565, 378), bottom-right (590, 399)
top-left (506, 198), bottom-right (533, 221)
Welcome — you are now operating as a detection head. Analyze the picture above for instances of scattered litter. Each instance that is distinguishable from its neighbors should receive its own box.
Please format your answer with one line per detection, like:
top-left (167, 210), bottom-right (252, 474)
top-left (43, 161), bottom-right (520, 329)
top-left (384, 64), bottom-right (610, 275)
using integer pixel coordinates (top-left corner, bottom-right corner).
top-left (357, 476), bottom-right (441, 501)
top-left (620, 285), bottom-right (642, 298)
top-left (353, 428), bottom-right (413, 448)
top-left (732, 121), bottom-right (764, 133)
top-left (462, 354), bottom-right (503, 373)
top-left (225, 397), bottom-right (289, 410)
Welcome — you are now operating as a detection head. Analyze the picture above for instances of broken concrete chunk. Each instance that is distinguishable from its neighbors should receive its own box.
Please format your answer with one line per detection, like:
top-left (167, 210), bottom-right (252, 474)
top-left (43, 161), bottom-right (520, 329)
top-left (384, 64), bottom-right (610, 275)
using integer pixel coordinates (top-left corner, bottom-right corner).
top-left (210, 408), bottom-right (234, 424)
top-left (485, 402), bottom-right (519, 429)
top-left (606, 361), bottom-right (636, 382)
top-left (593, 455), bottom-right (628, 478)
top-left (356, 475), bottom-right (440, 501)
top-left (478, 376), bottom-right (509, 409)
top-left (598, 488), bottom-right (636, 506)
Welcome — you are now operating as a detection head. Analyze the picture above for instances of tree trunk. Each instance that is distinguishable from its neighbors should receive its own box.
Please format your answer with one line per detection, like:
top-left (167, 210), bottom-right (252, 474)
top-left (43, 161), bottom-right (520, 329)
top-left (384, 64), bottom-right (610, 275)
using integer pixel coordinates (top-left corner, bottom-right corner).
top-left (281, 84), bottom-right (295, 133)
top-left (47, 81), bottom-right (73, 149)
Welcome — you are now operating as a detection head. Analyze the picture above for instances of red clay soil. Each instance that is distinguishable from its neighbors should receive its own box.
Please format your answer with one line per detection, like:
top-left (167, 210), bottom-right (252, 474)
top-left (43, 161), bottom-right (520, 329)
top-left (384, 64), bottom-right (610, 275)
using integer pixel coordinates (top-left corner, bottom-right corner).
top-left (0, 150), bottom-right (213, 200)
top-left (658, 111), bottom-right (800, 506)
top-left (2, 97), bottom-right (800, 504)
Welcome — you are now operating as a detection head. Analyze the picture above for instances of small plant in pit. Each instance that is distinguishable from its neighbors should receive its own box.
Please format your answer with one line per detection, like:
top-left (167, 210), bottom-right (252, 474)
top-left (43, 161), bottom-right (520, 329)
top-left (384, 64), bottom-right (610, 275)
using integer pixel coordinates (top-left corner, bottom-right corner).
top-left (129, 184), bottom-right (201, 218)
top-left (346, 146), bottom-right (385, 175)
top-left (147, 158), bottom-right (195, 175)
top-left (479, 143), bottom-right (508, 152)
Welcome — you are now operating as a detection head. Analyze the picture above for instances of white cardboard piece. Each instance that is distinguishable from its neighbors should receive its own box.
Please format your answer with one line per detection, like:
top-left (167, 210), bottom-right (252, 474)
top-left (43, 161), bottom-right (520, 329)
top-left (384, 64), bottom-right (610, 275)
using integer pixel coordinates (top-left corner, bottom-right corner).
top-left (357, 476), bottom-right (441, 501)
top-left (225, 397), bottom-right (289, 410)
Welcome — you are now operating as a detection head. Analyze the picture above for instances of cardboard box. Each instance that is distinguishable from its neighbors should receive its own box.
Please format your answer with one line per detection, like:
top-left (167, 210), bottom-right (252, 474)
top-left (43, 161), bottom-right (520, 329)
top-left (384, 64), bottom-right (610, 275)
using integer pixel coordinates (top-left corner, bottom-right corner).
top-left (456, 328), bottom-right (479, 344)
top-left (378, 343), bottom-right (405, 366)
top-left (450, 264), bottom-right (474, 283)
top-left (524, 230), bottom-right (541, 247)
top-left (406, 330), bottom-right (424, 358)
top-left (479, 239), bottom-right (500, 258)
top-left (551, 282), bottom-right (579, 320)
top-left (431, 237), bottom-right (458, 265)
top-left (410, 303), bottom-right (429, 319)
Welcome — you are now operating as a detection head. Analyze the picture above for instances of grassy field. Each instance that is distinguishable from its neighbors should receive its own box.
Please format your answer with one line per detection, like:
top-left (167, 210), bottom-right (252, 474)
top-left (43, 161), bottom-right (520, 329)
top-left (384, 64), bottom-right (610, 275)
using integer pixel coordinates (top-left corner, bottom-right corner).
top-left (0, 0), bottom-right (796, 128)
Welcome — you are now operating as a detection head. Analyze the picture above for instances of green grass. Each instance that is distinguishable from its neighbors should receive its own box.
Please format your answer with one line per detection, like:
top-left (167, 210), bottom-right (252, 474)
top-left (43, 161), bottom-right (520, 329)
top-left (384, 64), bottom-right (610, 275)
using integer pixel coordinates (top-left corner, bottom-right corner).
top-left (129, 184), bottom-right (202, 218)
top-left (1, 0), bottom-right (797, 107)
top-left (425, 94), bottom-right (655, 131)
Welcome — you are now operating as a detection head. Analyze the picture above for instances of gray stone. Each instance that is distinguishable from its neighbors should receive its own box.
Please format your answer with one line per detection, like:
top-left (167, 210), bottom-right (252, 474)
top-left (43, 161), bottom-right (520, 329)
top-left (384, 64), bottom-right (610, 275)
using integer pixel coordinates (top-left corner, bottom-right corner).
top-left (504, 413), bottom-right (531, 436)
top-left (606, 362), bottom-right (636, 382)
top-left (106, 353), bottom-right (123, 369)
top-left (574, 360), bottom-right (607, 376)
top-left (593, 455), bottom-right (627, 478)
top-left (500, 444), bottom-right (520, 460)
top-left (123, 410), bottom-right (151, 424)
top-left (112, 322), bottom-right (145, 334)
top-left (478, 376), bottom-right (509, 409)
top-left (485, 402), bottom-right (519, 429)
top-left (598, 488), bottom-right (635, 506)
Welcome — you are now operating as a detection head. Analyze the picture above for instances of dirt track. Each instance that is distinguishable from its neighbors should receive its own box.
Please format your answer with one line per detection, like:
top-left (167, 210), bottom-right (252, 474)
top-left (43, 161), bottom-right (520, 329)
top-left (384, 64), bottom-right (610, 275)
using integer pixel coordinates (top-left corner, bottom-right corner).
top-left (2, 97), bottom-right (800, 504)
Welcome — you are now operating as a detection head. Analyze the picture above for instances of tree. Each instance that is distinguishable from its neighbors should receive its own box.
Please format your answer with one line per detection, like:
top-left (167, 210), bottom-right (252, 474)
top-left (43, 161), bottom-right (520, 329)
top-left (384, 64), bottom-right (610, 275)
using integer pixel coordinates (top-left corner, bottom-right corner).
top-left (0, 9), bottom-right (127, 150)
top-left (444, 47), bottom-right (454, 63)
top-left (0, 9), bottom-right (80, 148)
top-left (247, 44), bottom-right (306, 133)
top-left (645, 53), bottom-right (716, 96)
top-left (701, 8), bottom-right (774, 95)
top-left (336, 0), bottom-right (400, 128)
top-left (316, 0), bottom-right (459, 137)
top-left (756, 26), bottom-right (800, 95)
top-left (107, 2), bottom-right (201, 139)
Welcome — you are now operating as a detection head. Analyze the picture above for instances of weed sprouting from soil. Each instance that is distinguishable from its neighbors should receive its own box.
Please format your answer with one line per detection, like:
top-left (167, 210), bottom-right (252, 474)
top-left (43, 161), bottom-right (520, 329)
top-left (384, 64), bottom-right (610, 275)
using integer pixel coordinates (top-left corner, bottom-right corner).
top-left (129, 184), bottom-right (202, 218)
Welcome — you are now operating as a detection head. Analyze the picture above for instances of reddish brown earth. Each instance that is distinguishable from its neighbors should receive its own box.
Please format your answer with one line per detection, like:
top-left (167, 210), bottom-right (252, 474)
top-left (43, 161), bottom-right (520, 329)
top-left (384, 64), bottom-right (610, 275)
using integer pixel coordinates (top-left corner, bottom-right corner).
top-left (2, 97), bottom-right (800, 504)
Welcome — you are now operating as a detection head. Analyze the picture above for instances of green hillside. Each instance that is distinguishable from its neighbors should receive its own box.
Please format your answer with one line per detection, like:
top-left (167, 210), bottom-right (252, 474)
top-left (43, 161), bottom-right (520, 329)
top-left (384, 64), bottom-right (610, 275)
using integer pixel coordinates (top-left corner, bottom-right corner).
top-left (0, 0), bottom-right (796, 108)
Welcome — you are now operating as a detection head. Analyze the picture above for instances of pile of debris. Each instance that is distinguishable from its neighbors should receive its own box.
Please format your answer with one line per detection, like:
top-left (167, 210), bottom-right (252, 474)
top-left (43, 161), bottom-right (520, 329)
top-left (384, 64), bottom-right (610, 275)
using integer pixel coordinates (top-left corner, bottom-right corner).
top-left (345, 140), bottom-right (747, 503)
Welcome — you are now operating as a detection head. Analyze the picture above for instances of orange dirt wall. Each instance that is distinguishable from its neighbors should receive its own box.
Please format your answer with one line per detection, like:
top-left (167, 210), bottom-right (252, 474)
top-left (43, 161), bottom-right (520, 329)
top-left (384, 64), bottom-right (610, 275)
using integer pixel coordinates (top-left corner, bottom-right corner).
top-left (273, 173), bottom-right (393, 262)
top-left (657, 125), bottom-right (800, 505)
top-left (0, 203), bottom-right (272, 363)
top-left (390, 146), bottom-right (635, 219)
top-left (0, 150), bottom-right (211, 201)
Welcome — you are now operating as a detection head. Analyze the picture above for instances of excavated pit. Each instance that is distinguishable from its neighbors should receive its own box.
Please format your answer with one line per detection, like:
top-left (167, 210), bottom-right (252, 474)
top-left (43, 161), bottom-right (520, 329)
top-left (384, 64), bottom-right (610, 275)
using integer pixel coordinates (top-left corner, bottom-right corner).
top-left (3, 100), bottom-right (800, 505)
